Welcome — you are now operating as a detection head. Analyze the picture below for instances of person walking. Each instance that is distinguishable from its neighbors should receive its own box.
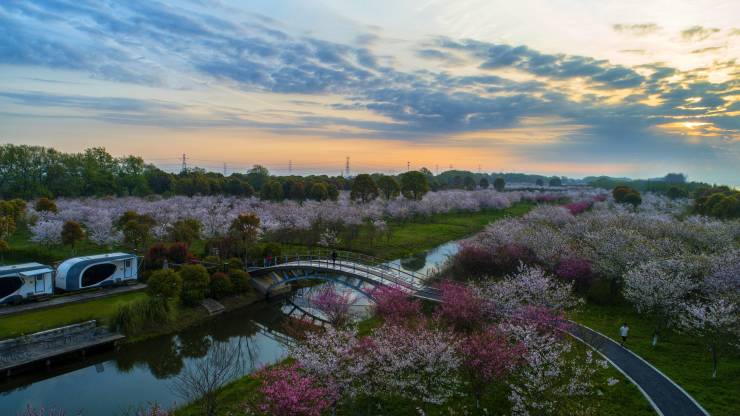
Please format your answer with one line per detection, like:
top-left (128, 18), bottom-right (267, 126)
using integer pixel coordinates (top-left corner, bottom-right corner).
top-left (331, 250), bottom-right (337, 266)
top-left (620, 322), bottom-right (629, 346)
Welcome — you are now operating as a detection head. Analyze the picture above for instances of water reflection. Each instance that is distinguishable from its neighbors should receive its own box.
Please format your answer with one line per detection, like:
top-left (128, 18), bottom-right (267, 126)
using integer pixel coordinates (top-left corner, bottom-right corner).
top-left (0, 240), bottom-right (464, 414)
top-left (0, 303), bottom-right (289, 415)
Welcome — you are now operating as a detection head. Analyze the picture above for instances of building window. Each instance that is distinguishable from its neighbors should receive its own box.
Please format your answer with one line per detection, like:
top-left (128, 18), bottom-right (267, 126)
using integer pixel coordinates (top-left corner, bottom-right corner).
top-left (81, 264), bottom-right (117, 287)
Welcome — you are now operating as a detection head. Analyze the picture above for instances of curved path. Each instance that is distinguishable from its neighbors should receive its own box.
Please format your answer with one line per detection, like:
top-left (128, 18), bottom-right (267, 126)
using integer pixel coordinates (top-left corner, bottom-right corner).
top-left (253, 255), bottom-right (709, 416)
top-left (568, 322), bottom-right (709, 416)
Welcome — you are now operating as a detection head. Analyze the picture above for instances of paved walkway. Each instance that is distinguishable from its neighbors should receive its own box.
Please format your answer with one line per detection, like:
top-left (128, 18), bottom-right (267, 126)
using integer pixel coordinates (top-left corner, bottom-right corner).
top-left (0, 284), bottom-right (146, 317)
top-left (569, 322), bottom-right (709, 416)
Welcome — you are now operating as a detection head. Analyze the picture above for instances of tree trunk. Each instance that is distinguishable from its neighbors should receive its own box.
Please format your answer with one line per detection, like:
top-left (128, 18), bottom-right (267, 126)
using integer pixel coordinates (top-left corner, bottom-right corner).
top-left (711, 344), bottom-right (718, 379)
top-left (652, 327), bottom-right (659, 346)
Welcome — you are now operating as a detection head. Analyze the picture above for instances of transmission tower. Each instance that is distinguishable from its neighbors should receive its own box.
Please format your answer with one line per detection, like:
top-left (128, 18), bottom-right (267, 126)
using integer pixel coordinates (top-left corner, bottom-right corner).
top-left (180, 153), bottom-right (187, 173)
top-left (407, 161), bottom-right (410, 172)
top-left (289, 160), bottom-right (292, 175)
top-left (345, 157), bottom-right (350, 177)
top-left (223, 162), bottom-right (227, 176)
top-left (435, 164), bottom-right (439, 175)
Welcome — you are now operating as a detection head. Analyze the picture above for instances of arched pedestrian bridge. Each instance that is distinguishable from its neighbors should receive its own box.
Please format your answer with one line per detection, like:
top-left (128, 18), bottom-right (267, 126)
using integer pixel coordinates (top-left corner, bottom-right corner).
top-left (248, 251), bottom-right (440, 301)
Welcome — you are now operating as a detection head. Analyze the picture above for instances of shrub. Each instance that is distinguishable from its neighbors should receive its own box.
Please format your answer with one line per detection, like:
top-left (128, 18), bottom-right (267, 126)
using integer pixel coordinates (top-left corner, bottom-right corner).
top-left (179, 264), bottom-right (210, 305)
top-left (35, 197), bottom-right (58, 213)
top-left (228, 269), bottom-right (251, 293)
top-left (209, 272), bottom-right (234, 299)
top-left (146, 269), bottom-right (183, 299)
top-left (226, 257), bottom-right (244, 270)
top-left (110, 297), bottom-right (171, 335)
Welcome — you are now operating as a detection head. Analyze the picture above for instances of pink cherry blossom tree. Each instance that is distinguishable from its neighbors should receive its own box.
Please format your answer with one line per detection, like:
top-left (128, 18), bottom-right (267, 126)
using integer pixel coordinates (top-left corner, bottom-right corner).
top-left (370, 285), bottom-right (423, 327)
top-left (254, 363), bottom-right (331, 416)
top-left (308, 285), bottom-right (353, 327)
top-left (435, 280), bottom-right (487, 333)
top-left (459, 325), bottom-right (525, 408)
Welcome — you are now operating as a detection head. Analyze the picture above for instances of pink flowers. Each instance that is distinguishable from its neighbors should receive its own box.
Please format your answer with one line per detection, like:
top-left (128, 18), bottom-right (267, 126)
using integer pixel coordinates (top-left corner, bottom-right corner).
top-left (255, 363), bottom-right (332, 416)
top-left (435, 280), bottom-right (486, 332)
top-left (308, 285), bottom-right (353, 327)
top-left (563, 199), bottom-right (593, 215)
top-left (459, 326), bottom-right (525, 404)
top-left (554, 257), bottom-right (594, 291)
top-left (370, 285), bottom-right (423, 326)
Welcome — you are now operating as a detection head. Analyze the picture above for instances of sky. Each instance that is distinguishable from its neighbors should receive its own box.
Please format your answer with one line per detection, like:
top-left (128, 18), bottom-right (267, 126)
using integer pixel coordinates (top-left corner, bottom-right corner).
top-left (0, 0), bottom-right (738, 184)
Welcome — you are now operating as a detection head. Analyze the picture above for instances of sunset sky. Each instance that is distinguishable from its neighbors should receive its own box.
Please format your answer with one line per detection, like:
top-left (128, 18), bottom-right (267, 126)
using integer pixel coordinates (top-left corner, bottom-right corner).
top-left (0, 0), bottom-right (738, 183)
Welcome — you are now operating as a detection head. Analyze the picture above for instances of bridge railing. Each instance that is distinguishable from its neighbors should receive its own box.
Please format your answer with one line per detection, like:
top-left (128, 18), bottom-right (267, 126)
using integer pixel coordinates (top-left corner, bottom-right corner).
top-left (257, 250), bottom-right (434, 293)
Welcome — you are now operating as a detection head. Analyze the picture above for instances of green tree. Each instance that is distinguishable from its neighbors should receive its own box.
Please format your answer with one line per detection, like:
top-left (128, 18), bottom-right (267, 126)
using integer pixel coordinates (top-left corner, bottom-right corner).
top-left (35, 197), bottom-right (58, 213)
top-left (209, 272), bottom-right (234, 299)
top-left (350, 174), bottom-right (379, 203)
top-left (147, 269), bottom-right (183, 299)
top-left (246, 165), bottom-right (270, 191)
top-left (623, 191), bottom-right (642, 208)
top-left (549, 177), bottom-right (562, 187)
top-left (327, 184), bottom-right (339, 201)
top-left (479, 178), bottom-right (489, 189)
top-left (179, 264), bottom-right (210, 305)
top-left (307, 182), bottom-right (329, 201)
top-left (0, 216), bottom-right (16, 242)
top-left (400, 171), bottom-right (429, 201)
top-left (260, 181), bottom-right (284, 201)
top-left (377, 175), bottom-right (401, 200)
top-left (493, 177), bottom-right (505, 192)
top-left (61, 220), bottom-right (85, 252)
top-left (536, 178), bottom-right (544, 186)
top-left (228, 269), bottom-right (251, 293)
top-left (230, 213), bottom-right (261, 259)
top-left (119, 212), bottom-right (156, 249)
top-left (666, 186), bottom-right (689, 200)
top-left (463, 176), bottom-right (476, 190)
top-left (168, 218), bottom-right (202, 246)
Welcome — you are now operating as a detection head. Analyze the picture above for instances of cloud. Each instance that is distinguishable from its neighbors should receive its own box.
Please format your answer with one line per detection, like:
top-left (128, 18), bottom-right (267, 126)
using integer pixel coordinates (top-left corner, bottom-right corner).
top-left (436, 39), bottom-right (646, 89)
top-left (681, 25), bottom-right (720, 41)
top-left (612, 23), bottom-right (661, 36)
top-left (690, 46), bottom-right (724, 54)
top-left (0, 0), bottom-right (736, 167)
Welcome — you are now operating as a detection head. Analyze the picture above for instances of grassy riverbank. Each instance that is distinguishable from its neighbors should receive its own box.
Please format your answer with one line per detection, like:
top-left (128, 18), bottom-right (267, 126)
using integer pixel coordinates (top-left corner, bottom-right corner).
top-left (0, 291), bottom-right (261, 342)
top-left (571, 303), bottom-right (740, 416)
top-left (0, 291), bottom-right (146, 340)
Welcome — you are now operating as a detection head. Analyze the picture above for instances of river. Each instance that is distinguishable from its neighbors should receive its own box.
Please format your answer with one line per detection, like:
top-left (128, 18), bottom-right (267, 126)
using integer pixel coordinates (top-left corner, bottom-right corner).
top-left (0, 240), bottom-right (461, 414)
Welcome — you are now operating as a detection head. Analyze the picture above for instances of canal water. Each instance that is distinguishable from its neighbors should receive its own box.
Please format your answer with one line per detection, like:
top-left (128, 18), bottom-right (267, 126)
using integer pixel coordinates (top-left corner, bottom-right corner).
top-left (0, 241), bottom-right (461, 414)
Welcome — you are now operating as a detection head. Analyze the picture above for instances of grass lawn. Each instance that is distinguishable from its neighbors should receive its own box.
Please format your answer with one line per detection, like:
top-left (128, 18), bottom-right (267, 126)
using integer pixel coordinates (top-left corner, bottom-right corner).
top-left (361, 202), bottom-right (533, 259)
top-left (0, 291), bottom-right (146, 339)
top-left (571, 303), bottom-right (740, 416)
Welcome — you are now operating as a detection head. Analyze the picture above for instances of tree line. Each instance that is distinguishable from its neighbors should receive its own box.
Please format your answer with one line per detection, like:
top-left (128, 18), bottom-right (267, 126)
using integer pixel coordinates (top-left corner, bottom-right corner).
top-left (1, 144), bottom-right (555, 201)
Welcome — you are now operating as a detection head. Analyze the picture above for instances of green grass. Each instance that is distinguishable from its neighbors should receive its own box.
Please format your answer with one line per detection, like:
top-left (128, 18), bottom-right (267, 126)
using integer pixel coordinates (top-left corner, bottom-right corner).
top-left (0, 291), bottom-right (147, 339)
top-left (572, 303), bottom-right (740, 416)
top-left (361, 203), bottom-right (533, 259)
